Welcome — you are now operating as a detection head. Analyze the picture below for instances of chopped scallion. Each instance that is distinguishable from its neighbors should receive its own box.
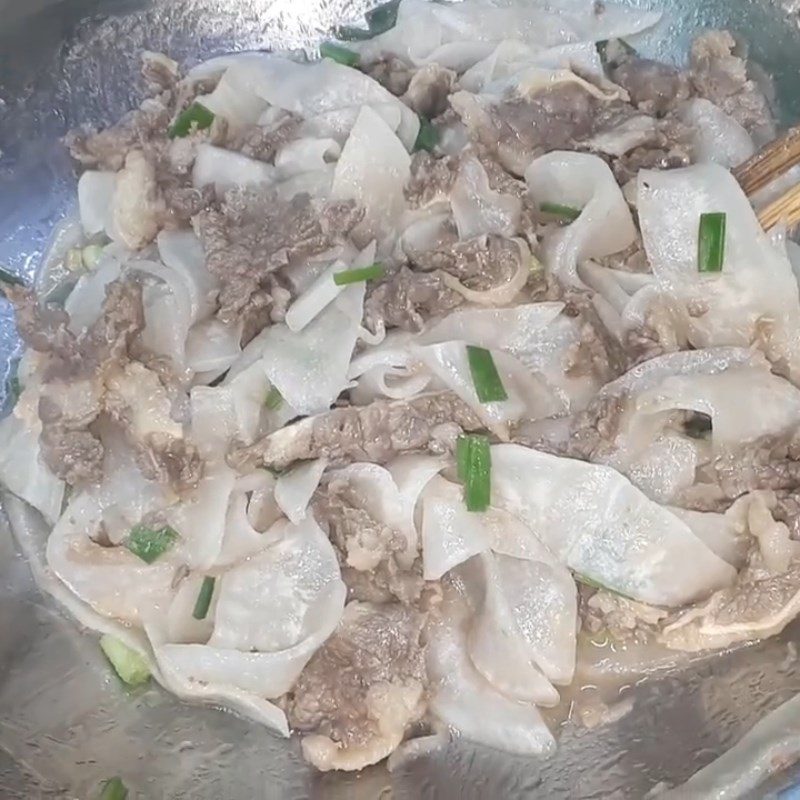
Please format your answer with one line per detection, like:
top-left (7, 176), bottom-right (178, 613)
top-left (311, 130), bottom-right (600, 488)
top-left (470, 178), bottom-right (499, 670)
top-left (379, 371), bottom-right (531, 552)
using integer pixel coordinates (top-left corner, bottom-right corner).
top-left (336, 0), bottom-right (400, 40)
top-left (126, 524), bottom-right (179, 564)
top-left (168, 102), bottom-right (215, 139)
top-left (319, 42), bottom-right (360, 67)
top-left (0, 266), bottom-right (24, 287)
top-left (413, 116), bottom-right (439, 153)
top-left (698, 211), bottom-right (726, 273)
top-left (100, 635), bottom-right (151, 687)
top-left (82, 243), bottom-right (105, 269)
top-left (365, 0), bottom-right (400, 33)
top-left (461, 434), bottom-right (491, 512)
top-left (65, 248), bottom-right (84, 272)
top-left (540, 201), bottom-right (581, 221)
top-left (466, 345), bottom-right (508, 403)
top-left (99, 776), bottom-right (128, 800)
top-left (265, 385), bottom-right (283, 410)
top-left (333, 262), bottom-right (385, 286)
top-left (193, 576), bottom-right (215, 620)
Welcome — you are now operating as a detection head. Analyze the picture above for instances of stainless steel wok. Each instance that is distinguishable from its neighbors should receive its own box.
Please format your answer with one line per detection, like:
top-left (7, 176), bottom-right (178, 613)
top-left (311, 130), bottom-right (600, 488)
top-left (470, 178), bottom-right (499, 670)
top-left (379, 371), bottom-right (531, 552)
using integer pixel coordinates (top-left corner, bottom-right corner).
top-left (3, 1), bottom-right (800, 797)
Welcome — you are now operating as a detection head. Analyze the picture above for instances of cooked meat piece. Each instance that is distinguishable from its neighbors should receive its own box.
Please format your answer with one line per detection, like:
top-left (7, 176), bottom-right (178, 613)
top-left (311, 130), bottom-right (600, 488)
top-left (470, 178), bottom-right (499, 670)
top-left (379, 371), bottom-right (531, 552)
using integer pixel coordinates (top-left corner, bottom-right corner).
top-left (364, 266), bottom-right (463, 333)
top-left (594, 240), bottom-right (650, 273)
top-left (134, 433), bottom-right (203, 491)
top-left (609, 114), bottom-right (693, 183)
top-left (402, 64), bottom-right (456, 119)
top-left (474, 148), bottom-right (528, 198)
top-left (192, 190), bottom-right (363, 325)
top-left (141, 51), bottom-right (180, 94)
top-left (581, 589), bottom-right (668, 645)
top-left (610, 58), bottom-right (692, 115)
top-left (104, 361), bottom-right (201, 491)
top-left (660, 559), bottom-right (800, 652)
top-left (404, 151), bottom-right (459, 209)
top-left (314, 482), bottom-right (424, 604)
top-left (5, 279), bottom-right (144, 382)
top-left (774, 491), bottom-right (800, 539)
top-left (231, 392), bottom-right (483, 471)
top-left (560, 394), bottom-right (627, 463)
top-left (38, 380), bottom-right (105, 485)
top-left (689, 30), bottom-right (776, 143)
top-left (223, 114), bottom-right (301, 162)
top-left (451, 83), bottom-right (599, 176)
top-left (562, 292), bottom-right (629, 379)
top-left (287, 601), bottom-right (427, 771)
top-left (66, 99), bottom-right (171, 172)
top-left (113, 149), bottom-right (167, 249)
top-left (409, 234), bottom-right (523, 291)
top-left (364, 58), bottom-right (413, 96)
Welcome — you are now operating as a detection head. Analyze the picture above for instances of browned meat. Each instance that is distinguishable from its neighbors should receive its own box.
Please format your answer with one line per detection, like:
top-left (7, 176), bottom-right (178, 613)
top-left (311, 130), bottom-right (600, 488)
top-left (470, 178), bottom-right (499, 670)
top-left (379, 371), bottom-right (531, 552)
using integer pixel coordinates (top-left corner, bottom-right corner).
top-left (5, 279), bottom-right (144, 382)
top-left (140, 52), bottom-right (180, 94)
top-left (364, 266), bottom-right (463, 332)
top-left (559, 394), bottom-right (627, 463)
top-left (133, 433), bottom-right (203, 491)
top-left (404, 151), bottom-right (459, 209)
top-left (451, 83), bottom-right (599, 176)
top-left (287, 601), bottom-right (427, 771)
top-left (402, 64), bottom-right (456, 119)
top-left (314, 482), bottom-right (423, 604)
top-left (223, 114), bottom-right (301, 162)
top-left (409, 234), bottom-right (523, 291)
top-left (66, 101), bottom-right (171, 172)
top-left (231, 392), bottom-right (483, 471)
top-left (364, 58), bottom-right (413, 96)
top-left (192, 190), bottom-right (363, 325)
top-left (38, 385), bottom-right (105, 486)
top-left (610, 58), bottom-right (692, 116)
top-left (689, 30), bottom-right (775, 143)
top-left (610, 116), bottom-right (693, 183)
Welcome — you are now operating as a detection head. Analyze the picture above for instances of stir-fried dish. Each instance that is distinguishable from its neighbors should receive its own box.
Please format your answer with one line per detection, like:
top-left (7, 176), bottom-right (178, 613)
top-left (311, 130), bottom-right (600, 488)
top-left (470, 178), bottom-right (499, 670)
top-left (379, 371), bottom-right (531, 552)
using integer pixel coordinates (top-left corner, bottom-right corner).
top-left (2, 0), bottom-right (799, 774)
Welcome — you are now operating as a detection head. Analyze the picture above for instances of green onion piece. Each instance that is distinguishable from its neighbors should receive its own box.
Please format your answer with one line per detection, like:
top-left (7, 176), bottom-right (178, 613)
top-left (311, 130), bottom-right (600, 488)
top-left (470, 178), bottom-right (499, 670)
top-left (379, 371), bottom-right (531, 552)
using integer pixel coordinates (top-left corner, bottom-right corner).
top-left (698, 212), bottom-right (726, 273)
top-left (99, 777), bottom-right (128, 800)
top-left (0, 266), bottom-right (24, 287)
top-left (463, 434), bottom-right (491, 512)
top-left (265, 385), bottom-right (283, 410)
top-left (82, 244), bottom-right (104, 269)
top-left (456, 435), bottom-right (471, 483)
top-left (413, 116), bottom-right (439, 153)
top-left (466, 345), bottom-right (508, 403)
top-left (319, 42), bottom-right (360, 67)
top-left (126, 524), bottom-right (179, 564)
top-left (333, 262), bottom-right (385, 286)
top-left (65, 248), bottom-right (84, 272)
top-left (100, 635), bottom-right (151, 687)
top-left (540, 201), bottom-right (581, 221)
top-left (336, 0), bottom-right (400, 40)
top-left (193, 576), bottom-right (215, 620)
top-left (365, 0), bottom-right (400, 33)
top-left (168, 102), bottom-right (215, 139)
top-left (6, 374), bottom-right (21, 404)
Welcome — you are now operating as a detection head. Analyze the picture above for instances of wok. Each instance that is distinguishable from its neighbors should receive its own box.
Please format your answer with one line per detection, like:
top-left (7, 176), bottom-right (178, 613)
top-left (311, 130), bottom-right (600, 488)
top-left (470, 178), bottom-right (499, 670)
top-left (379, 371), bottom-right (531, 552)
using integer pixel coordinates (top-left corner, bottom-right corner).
top-left (2, 1), bottom-right (800, 797)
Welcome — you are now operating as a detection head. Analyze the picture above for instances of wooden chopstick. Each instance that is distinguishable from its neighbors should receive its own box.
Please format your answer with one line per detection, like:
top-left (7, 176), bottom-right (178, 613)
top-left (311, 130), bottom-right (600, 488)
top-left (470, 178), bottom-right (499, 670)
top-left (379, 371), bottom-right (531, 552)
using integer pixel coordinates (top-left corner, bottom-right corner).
top-left (757, 183), bottom-right (800, 231)
top-left (733, 125), bottom-right (800, 197)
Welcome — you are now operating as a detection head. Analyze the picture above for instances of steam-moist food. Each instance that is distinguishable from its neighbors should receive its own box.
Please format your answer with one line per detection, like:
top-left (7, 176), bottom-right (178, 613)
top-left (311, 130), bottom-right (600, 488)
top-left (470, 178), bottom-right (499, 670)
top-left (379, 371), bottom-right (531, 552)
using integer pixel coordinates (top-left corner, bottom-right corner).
top-left (1, 0), bottom-right (798, 772)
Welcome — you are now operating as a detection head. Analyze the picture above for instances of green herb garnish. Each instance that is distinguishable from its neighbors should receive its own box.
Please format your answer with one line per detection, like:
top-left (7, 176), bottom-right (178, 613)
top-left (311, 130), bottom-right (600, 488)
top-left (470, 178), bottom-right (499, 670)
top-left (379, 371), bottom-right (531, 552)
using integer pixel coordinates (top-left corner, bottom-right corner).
top-left (458, 434), bottom-right (491, 513)
top-left (466, 345), bottom-right (508, 403)
top-left (265, 385), bottom-right (283, 410)
top-left (126, 524), bottom-right (179, 564)
top-left (99, 776), bottom-right (128, 800)
top-left (698, 212), bottom-right (726, 273)
top-left (413, 116), bottom-right (439, 153)
top-left (192, 576), bottom-right (216, 620)
top-left (100, 635), bottom-right (151, 687)
top-left (319, 42), bottom-right (360, 67)
top-left (168, 102), bottom-right (215, 138)
top-left (540, 201), bottom-right (582, 221)
top-left (333, 263), bottom-right (385, 286)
